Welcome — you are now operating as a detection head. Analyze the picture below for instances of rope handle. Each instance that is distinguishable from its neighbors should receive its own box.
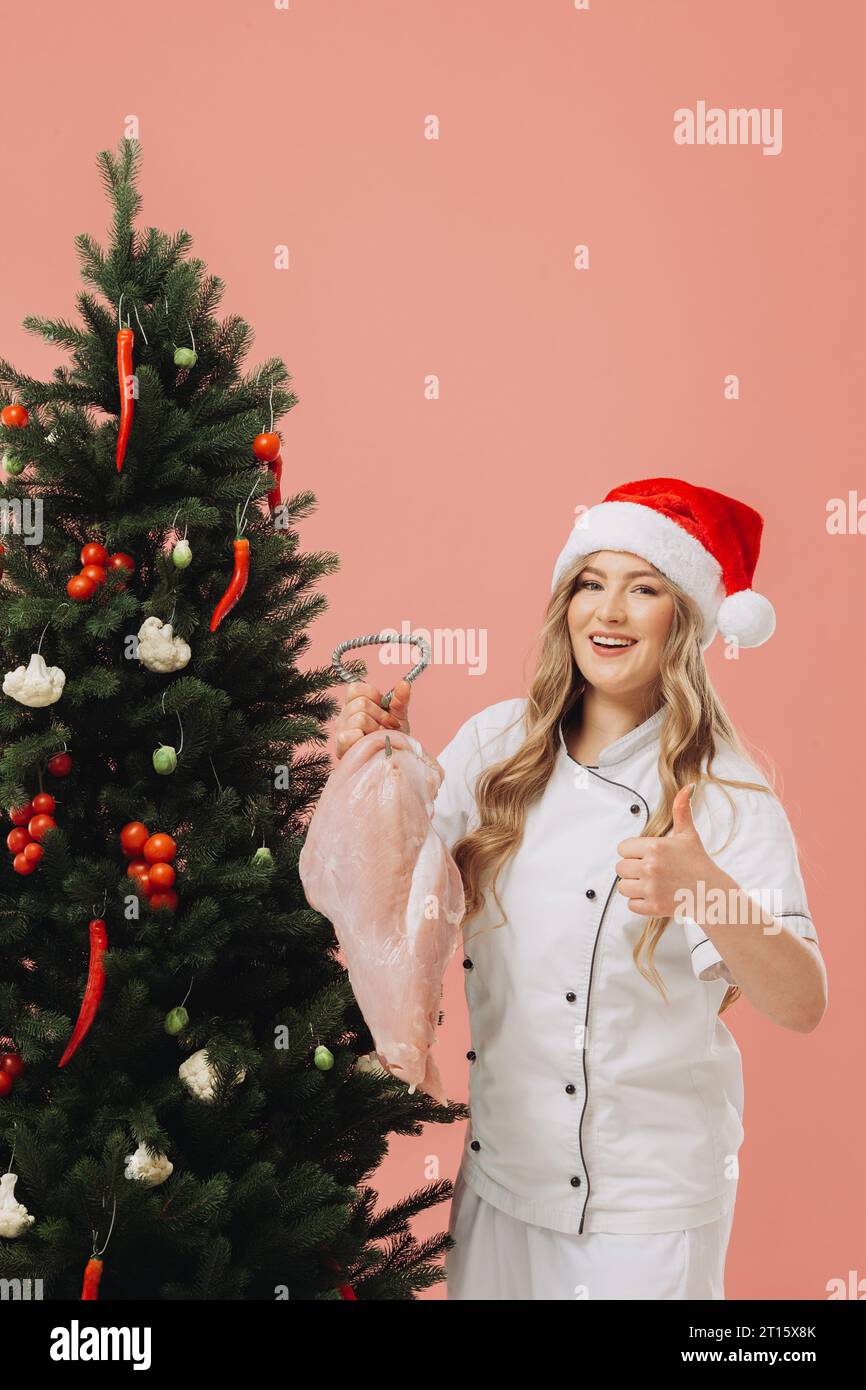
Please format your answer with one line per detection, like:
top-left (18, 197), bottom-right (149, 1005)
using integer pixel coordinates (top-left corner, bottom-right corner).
top-left (331, 631), bottom-right (432, 710)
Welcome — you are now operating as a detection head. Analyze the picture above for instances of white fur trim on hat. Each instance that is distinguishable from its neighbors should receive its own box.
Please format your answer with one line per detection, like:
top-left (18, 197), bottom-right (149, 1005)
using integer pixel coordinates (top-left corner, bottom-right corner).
top-left (551, 501), bottom-right (726, 647)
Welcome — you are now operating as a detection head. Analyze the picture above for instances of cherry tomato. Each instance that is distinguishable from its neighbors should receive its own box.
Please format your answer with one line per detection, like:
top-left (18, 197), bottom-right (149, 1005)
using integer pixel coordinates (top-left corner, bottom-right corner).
top-left (252, 431), bottom-right (281, 461)
top-left (108, 552), bottom-right (135, 575)
top-left (149, 889), bottom-right (178, 911)
top-left (12, 852), bottom-right (37, 875)
top-left (9, 803), bottom-right (34, 826)
top-left (143, 833), bottom-right (176, 863)
top-left (22, 842), bottom-right (43, 865)
top-left (133, 868), bottom-right (153, 895)
top-left (126, 858), bottom-right (148, 878)
top-left (80, 564), bottom-right (107, 587)
top-left (67, 574), bottom-right (96, 602)
top-left (0, 1071), bottom-right (13, 1096)
top-left (7, 827), bottom-right (31, 853)
top-left (120, 821), bottom-right (150, 856)
top-left (147, 861), bottom-right (176, 889)
top-left (31, 792), bottom-right (56, 815)
top-left (27, 814), bottom-right (56, 841)
top-left (1, 403), bottom-right (28, 428)
top-left (80, 542), bottom-right (110, 567)
top-left (0, 1053), bottom-right (25, 1080)
top-left (47, 752), bottom-right (73, 777)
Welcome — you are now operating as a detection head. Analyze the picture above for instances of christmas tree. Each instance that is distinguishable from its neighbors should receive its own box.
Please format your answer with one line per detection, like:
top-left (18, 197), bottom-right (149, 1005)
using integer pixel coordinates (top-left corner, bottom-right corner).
top-left (0, 136), bottom-right (464, 1300)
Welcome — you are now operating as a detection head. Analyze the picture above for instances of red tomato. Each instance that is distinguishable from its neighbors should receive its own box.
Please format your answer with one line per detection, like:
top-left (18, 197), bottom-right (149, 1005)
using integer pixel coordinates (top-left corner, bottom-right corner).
top-left (143, 832), bottom-right (176, 863)
top-left (13, 852), bottom-right (37, 875)
top-left (22, 842), bottom-right (43, 865)
top-left (108, 552), bottom-right (135, 574)
top-left (0, 1071), bottom-right (13, 1096)
top-left (1, 403), bottom-right (28, 428)
top-left (133, 869), bottom-right (152, 895)
top-left (9, 803), bottom-right (34, 826)
top-left (7, 827), bottom-right (30, 853)
top-left (31, 792), bottom-right (56, 815)
top-left (28, 814), bottom-right (56, 841)
top-left (80, 564), bottom-right (107, 587)
top-left (126, 858), bottom-right (148, 878)
top-left (149, 889), bottom-right (178, 911)
top-left (80, 542), bottom-right (110, 568)
top-left (67, 574), bottom-right (96, 602)
top-left (47, 752), bottom-right (73, 777)
top-left (0, 1053), bottom-right (25, 1079)
top-left (147, 861), bottom-right (176, 889)
top-left (120, 821), bottom-right (150, 856)
top-left (252, 431), bottom-right (281, 461)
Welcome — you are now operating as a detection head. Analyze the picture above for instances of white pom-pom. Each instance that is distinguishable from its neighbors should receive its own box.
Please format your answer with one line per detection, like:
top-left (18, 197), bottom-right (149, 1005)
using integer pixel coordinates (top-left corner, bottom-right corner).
top-left (716, 589), bottom-right (776, 647)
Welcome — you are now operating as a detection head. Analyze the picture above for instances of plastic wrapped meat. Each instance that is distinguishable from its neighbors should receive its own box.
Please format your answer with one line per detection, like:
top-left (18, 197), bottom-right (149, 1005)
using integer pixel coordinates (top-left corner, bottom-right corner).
top-left (298, 728), bottom-right (465, 1103)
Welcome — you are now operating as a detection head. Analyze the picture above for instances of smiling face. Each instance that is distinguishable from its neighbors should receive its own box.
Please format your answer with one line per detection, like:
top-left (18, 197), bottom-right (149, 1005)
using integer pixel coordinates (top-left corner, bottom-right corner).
top-left (567, 550), bottom-right (676, 695)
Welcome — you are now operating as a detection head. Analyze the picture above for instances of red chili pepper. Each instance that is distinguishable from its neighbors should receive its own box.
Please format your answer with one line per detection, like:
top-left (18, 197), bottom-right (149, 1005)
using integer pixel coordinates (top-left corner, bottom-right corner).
top-left (58, 918), bottom-right (108, 1067)
top-left (81, 1257), bottom-right (103, 1300)
top-left (116, 327), bottom-right (135, 472)
top-left (210, 537), bottom-right (250, 632)
top-left (267, 451), bottom-right (283, 512)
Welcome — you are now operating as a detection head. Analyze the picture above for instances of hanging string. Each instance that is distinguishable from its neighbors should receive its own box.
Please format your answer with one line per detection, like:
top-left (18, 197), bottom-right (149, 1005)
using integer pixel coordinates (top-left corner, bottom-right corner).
top-left (92, 1191), bottom-right (117, 1259)
top-left (160, 689), bottom-right (184, 754)
top-left (132, 303), bottom-right (148, 348)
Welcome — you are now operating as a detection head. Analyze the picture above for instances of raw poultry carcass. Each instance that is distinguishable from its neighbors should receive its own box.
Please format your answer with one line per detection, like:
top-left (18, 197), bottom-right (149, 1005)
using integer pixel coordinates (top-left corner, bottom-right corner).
top-left (299, 728), bottom-right (465, 1103)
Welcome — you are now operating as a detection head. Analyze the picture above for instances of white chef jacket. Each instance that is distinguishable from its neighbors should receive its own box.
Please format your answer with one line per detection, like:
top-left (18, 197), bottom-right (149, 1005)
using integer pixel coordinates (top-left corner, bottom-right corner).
top-left (432, 698), bottom-right (820, 1235)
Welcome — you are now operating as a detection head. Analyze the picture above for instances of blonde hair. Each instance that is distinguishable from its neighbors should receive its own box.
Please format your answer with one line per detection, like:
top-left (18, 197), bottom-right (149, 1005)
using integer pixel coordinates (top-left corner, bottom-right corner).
top-left (452, 551), bottom-right (778, 1016)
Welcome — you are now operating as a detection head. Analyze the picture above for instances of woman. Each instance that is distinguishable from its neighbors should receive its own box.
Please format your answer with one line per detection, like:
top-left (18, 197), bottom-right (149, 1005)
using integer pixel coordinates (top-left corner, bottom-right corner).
top-left (333, 477), bottom-right (827, 1301)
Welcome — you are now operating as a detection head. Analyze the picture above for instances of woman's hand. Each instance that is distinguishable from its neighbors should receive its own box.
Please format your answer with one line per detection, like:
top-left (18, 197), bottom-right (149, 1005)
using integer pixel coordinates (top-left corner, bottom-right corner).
top-left (333, 677), bottom-right (413, 760)
top-left (614, 784), bottom-right (715, 918)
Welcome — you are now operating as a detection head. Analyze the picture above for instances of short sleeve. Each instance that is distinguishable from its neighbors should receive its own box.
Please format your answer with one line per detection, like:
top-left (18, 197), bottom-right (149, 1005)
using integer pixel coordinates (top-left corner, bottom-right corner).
top-left (682, 784), bottom-right (818, 985)
top-left (430, 715), bottom-right (483, 855)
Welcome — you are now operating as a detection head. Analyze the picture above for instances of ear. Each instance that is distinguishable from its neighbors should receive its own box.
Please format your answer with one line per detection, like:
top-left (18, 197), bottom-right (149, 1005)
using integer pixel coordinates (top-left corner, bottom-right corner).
top-left (671, 783), bottom-right (696, 836)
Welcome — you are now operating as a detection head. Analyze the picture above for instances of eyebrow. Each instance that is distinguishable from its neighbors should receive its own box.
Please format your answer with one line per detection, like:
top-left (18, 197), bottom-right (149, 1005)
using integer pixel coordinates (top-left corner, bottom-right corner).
top-left (580, 565), bottom-right (659, 581)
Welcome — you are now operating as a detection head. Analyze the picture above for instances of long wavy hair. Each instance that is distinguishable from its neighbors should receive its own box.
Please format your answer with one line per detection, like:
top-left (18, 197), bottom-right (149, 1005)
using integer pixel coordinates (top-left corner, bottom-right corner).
top-left (451, 551), bottom-right (779, 1017)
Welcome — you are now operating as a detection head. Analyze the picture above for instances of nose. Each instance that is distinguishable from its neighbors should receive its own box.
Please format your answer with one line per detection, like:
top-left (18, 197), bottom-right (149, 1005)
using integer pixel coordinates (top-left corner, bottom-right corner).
top-left (595, 599), bottom-right (627, 624)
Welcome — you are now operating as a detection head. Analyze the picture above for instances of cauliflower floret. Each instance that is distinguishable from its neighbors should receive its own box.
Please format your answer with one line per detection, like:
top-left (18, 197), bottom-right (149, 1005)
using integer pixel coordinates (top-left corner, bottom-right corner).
top-left (137, 616), bottom-right (191, 673)
top-left (124, 1142), bottom-right (174, 1187)
top-left (178, 1048), bottom-right (246, 1103)
top-left (3, 651), bottom-right (66, 706)
top-left (0, 1172), bottom-right (35, 1238)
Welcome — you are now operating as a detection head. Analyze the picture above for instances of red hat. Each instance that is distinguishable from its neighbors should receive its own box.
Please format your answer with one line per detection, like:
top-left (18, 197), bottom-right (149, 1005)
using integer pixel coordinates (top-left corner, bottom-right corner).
top-left (551, 476), bottom-right (776, 648)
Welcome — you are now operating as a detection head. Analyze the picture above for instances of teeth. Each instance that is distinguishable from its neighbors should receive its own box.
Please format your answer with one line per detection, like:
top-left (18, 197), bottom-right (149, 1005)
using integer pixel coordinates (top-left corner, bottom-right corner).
top-left (591, 636), bottom-right (635, 647)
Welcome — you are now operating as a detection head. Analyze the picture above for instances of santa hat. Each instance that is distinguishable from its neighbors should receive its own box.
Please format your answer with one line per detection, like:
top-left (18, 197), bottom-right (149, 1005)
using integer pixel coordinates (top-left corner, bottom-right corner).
top-left (550, 476), bottom-right (776, 649)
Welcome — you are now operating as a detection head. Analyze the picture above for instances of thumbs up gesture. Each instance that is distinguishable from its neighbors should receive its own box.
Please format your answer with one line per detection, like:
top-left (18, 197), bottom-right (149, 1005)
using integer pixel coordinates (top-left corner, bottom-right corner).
top-left (615, 784), bottom-right (714, 918)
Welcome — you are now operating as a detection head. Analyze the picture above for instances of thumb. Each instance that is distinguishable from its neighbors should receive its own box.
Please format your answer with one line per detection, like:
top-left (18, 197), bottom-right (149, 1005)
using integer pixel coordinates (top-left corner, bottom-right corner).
top-left (385, 677), bottom-right (412, 721)
top-left (671, 783), bottom-right (697, 836)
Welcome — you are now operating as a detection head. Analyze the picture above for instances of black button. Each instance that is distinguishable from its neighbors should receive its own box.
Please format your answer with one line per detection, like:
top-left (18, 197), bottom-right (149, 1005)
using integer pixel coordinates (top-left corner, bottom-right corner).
top-left (570, 1176), bottom-right (582, 1187)
top-left (470, 1140), bottom-right (481, 1152)
top-left (463, 958), bottom-right (473, 970)
top-left (585, 888), bottom-right (596, 899)
top-left (630, 803), bottom-right (641, 814)
top-left (566, 991), bottom-right (577, 1002)
top-left (565, 1083), bottom-right (576, 1095)
top-left (467, 1050), bottom-right (476, 1061)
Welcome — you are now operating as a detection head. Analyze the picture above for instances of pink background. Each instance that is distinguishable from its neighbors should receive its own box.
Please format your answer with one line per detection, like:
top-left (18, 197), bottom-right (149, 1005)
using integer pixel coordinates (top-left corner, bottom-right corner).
top-left (1, 0), bottom-right (861, 1300)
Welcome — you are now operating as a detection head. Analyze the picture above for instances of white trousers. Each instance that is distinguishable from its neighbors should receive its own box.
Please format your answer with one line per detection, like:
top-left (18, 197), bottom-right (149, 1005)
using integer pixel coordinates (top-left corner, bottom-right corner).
top-left (445, 1167), bottom-right (735, 1301)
